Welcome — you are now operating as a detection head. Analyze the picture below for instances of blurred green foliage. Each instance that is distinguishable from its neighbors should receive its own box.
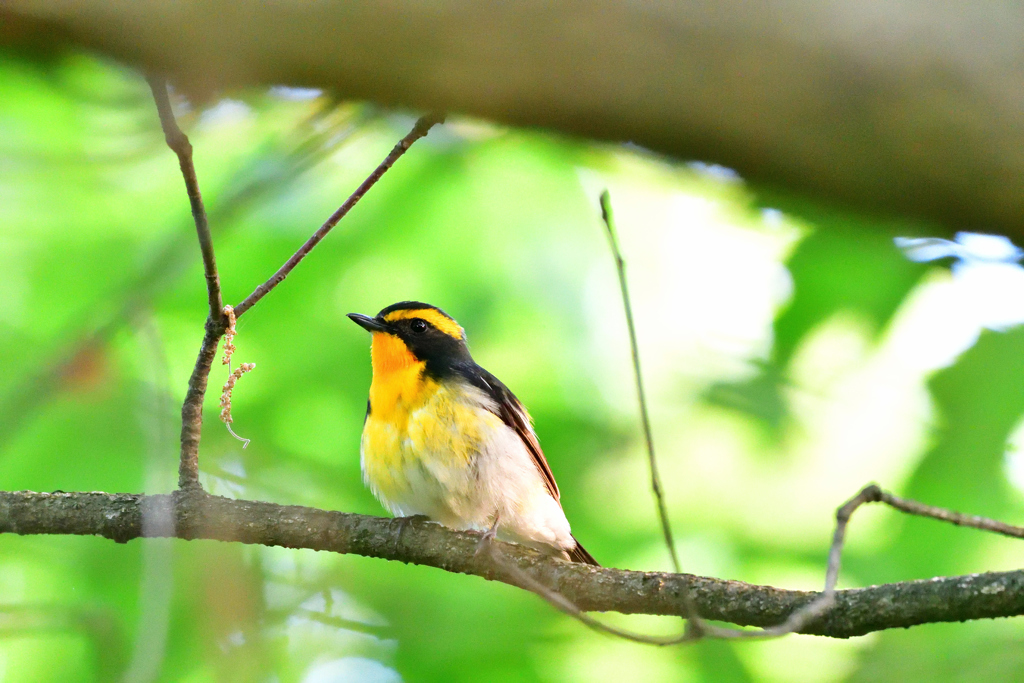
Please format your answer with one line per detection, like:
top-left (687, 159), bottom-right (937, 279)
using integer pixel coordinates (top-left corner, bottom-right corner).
top-left (2, 51), bottom-right (1024, 683)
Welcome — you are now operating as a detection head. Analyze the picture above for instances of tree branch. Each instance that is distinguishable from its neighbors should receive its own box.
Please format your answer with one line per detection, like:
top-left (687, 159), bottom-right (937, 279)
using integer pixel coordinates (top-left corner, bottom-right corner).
top-left (5, 2), bottom-right (1024, 238)
top-left (147, 76), bottom-right (226, 489)
top-left (3, 488), bottom-right (1024, 640)
top-left (146, 76), bottom-right (223, 320)
top-left (599, 191), bottom-right (680, 574)
top-left (232, 113), bottom-right (444, 318)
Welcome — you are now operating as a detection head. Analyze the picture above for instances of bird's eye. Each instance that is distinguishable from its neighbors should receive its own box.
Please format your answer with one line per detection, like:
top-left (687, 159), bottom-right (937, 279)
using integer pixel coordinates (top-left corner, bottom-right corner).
top-left (410, 319), bottom-right (428, 334)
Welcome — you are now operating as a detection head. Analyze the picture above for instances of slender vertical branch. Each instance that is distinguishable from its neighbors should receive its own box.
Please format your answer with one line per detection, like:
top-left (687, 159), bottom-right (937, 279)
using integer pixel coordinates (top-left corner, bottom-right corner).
top-left (146, 77), bottom-right (223, 319)
top-left (599, 191), bottom-right (681, 573)
top-left (592, 192), bottom-right (860, 640)
top-left (147, 76), bottom-right (226, 489)
top-left (176, 324), bottom-right (223, 489)
top-left (233, 113), bottom-right (445, 318)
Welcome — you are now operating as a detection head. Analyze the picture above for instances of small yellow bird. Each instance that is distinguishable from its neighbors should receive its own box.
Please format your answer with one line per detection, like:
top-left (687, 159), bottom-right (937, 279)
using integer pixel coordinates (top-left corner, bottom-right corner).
top-left (348, 301), bottom-right (597, 564)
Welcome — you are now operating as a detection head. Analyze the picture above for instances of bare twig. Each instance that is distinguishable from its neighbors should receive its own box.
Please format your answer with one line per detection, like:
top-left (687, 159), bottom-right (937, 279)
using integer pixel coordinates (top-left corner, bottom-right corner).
top-left (233, 113), bottom-right (445, 318)
top-left (877, 486), bottom-right (1024, 538)
top-left (476, 476), bottom-right (1024, 644)
top-left (147, 94), bottom-right (439, 487)
top-left (477, 539), bottom-right (698, 645)
top-left (593, 192), bottom-right (840, 643)
top-left (599, 191), bottom-right (681, 573)
top-left (146, 77), bottom-right (223, 319)
top-left (0, 105), bottom-right (359, 452)
top-left (697, 482), bottom-right (1024, 639)
top-left (147, 76), bottom-right (228, 489)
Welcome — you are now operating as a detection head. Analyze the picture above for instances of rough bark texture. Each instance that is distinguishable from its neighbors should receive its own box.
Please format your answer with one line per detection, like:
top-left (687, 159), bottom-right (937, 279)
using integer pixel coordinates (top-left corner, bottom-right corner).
top-left (3, 1), bottom-right (1024, 239)
top-left (175, 317), bottom-right (224, 489)
top-left (3, 489), bottom-right (1023, 639)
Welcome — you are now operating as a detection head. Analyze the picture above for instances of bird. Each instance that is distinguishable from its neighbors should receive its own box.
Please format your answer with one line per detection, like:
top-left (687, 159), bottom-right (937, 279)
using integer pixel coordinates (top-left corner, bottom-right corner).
top-left (348, 301), bottom-right (598, 565)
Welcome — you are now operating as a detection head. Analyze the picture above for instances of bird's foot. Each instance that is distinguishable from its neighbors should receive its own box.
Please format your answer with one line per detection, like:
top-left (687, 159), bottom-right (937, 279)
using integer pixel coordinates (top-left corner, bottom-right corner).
top-left (474, 514), bottom-right (501, 558)
top-left (393, 514), bottom-right (430, 554)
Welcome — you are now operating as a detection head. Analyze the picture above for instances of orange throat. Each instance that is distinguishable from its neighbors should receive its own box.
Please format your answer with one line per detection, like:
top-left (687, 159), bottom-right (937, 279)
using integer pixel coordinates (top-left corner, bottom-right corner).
top-left (368, 332), bottom-right (431, 419)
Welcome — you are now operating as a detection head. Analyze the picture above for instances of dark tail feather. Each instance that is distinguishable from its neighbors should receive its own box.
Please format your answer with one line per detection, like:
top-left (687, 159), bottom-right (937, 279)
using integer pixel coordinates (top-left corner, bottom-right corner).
top-left (568, 536), bottom-right (600, 566)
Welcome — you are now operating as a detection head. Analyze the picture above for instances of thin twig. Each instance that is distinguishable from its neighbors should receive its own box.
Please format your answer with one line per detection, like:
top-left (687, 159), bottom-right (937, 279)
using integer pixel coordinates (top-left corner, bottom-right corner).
top-left (477, 525), bottom-right (803, 644)
top-left (146, 77), bottom-right (223, 319)
top-left (599, 191), bottom-right (681, 573)
top-left (477, 479), bottom-right (1024, 644)
top-left (233, 113), bottom-right (445, 318)
top-left (698, 482), bottom-right (1024, 639)
top-left (477, 539), bottom-right (698, 645)
top-left (878, 486), bottom-right (1024, 538)
top-left (0, 104), bottom-right (360, 452)
top-left (148, 76), bottom-right (228, 489)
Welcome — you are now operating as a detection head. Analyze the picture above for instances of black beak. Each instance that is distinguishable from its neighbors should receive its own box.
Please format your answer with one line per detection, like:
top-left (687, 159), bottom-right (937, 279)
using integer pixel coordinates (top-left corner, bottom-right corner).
top-left (347, 313), bottom-right (390, 333)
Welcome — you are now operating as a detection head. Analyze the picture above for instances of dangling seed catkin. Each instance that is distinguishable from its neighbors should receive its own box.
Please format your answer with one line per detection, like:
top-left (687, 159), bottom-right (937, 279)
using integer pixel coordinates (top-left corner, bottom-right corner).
top-left (219, 305), bottom-right (253, 448)
top-left (222, 305), bottom-right (237, 368)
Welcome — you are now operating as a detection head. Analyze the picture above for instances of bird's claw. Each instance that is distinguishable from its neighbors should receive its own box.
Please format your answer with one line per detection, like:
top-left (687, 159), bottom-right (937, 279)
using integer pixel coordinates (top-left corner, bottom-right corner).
top-left (474, 515), bottom-right (501, 558)
top-left (393, 514), bottom-right (430, 554)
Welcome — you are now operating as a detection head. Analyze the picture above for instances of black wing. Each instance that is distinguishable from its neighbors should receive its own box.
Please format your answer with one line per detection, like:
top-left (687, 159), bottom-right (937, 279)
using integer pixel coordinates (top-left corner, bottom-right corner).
top-left (568, 538), bottom-right (598, 565)
top-left (458, 364), bottom-right (560, 501)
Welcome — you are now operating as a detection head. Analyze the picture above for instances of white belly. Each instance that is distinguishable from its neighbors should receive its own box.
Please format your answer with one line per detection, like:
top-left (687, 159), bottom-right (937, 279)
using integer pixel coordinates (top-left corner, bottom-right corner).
top-left (360, 381), bottom-right (574, 554)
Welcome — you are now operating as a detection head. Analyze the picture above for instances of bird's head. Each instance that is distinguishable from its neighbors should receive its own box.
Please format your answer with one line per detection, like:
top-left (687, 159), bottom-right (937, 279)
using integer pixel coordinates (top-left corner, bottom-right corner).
top-left (348, 301), bottom-right (470, 377)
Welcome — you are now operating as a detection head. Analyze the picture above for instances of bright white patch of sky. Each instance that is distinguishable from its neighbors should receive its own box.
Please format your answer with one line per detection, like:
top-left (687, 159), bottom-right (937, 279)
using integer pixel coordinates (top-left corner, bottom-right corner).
top-left (896, 232), bottom-right (1024, 339)
top-left (895, 232), bottom-right (1024, 499)
top-left (270, 86), bottom-right (325, 101)
top-left (302, 657), bottom-right (402, 683)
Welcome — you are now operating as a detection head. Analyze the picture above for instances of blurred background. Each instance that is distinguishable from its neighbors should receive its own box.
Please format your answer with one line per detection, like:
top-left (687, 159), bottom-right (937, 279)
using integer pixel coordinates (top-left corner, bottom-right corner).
top-left (3, 50), bottom-right (1024, 682)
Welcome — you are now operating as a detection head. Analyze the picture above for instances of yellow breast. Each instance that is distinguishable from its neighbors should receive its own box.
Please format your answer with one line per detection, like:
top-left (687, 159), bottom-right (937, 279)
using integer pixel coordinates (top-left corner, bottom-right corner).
top-left (360, 331), bottom-right (502, 518)
top-left (366, 331), bottom-right (432, 422)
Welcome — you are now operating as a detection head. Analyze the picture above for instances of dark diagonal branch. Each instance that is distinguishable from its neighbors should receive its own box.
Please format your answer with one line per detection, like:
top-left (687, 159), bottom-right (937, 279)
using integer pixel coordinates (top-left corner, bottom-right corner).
top-left (4, 487), bottom-right (1024, 639)
top-left (232, 113), bottom-right (445, 318)
top-left (148, 76), bottom-right (226, 489)
top-left (599, 191), bottom-right (681, 574)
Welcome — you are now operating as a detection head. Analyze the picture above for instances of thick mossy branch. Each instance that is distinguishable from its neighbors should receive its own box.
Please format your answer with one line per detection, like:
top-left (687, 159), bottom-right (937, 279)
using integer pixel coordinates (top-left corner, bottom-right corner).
top-left (2, 489), bottom-right (1022, 639)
